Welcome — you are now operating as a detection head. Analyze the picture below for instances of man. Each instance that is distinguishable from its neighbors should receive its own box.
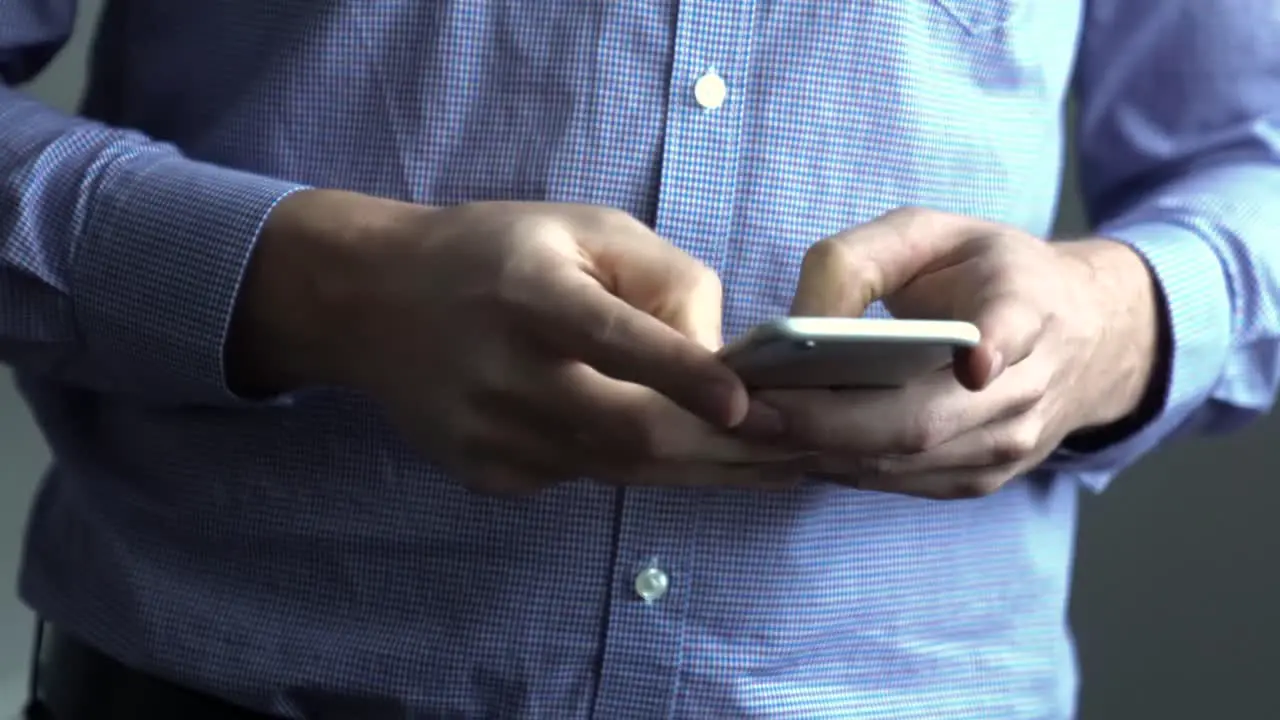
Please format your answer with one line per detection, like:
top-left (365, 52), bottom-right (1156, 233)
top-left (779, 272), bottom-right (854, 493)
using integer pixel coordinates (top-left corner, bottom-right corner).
top-left (2, 0), bottom-right (1277, 718)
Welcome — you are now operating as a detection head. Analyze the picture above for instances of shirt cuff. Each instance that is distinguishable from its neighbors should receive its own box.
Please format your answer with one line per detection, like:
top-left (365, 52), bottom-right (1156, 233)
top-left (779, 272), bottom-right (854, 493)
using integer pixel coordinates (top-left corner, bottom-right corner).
top-left (73, 153), bottom-right (308, 406)
top-left (1045, 221), bottom-right (1232, 491)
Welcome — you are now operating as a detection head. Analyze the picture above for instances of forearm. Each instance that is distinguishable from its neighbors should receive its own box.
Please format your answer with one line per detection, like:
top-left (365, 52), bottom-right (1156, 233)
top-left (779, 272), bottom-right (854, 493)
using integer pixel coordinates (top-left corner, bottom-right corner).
top-left (1044, 162), bottom-right (1278, 486)
top-left (1053, 238), bottom-right (1164, 438)
top-left (1040, 0), bottom-right (1280, 489)
top-left (1098, 163), bottom-right (1280, 430)
top-left (226, 189), bottom-right (424, 396)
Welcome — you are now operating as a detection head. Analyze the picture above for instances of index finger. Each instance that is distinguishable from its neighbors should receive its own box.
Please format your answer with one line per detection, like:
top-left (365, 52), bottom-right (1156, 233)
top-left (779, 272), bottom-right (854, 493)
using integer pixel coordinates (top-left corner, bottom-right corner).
top-left (526, 276), bottom-right (751, 429)
top-left (790, 208), bottom-right (996, 317)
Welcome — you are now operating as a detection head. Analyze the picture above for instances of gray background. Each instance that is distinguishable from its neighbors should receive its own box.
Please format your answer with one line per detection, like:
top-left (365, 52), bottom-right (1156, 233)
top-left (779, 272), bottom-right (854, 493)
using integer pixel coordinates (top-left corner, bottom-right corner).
top-left (3, 2), bottom-right (1277, 717)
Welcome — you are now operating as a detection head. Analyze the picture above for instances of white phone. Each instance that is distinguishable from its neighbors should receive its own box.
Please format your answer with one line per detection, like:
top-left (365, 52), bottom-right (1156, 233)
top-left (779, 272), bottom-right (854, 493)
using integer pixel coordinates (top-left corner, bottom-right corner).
top-left (717, 317), bottom-right (980, 389)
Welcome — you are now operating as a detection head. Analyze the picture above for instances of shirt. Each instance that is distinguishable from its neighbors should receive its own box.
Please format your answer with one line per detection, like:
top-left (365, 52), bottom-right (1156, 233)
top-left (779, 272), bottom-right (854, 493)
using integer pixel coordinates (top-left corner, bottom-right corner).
top-left (3, 1), bottom-right (1279, 718)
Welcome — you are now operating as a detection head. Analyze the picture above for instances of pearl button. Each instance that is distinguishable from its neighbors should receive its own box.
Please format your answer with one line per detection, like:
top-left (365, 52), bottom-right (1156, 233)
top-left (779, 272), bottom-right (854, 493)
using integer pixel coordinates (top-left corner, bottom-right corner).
top-left (634, 566), bottom-right (670, 603)
top-left (693, 70), bottom-right (728, 110)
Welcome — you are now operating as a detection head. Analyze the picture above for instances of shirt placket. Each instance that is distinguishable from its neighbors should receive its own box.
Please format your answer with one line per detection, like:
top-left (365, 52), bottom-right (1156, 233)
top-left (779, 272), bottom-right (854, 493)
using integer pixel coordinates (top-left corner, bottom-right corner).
top-left (590, 3), bottom-right (756, 719)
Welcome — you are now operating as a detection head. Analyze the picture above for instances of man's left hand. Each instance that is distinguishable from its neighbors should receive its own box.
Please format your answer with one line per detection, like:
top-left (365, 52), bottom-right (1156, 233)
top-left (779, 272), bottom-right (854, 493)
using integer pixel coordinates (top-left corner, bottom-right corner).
top-left (755, 208), bottom-right (1162, 499)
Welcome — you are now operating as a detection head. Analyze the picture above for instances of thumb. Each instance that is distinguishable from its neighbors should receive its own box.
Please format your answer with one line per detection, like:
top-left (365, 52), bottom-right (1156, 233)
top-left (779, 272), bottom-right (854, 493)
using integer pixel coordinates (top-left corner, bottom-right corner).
top-left (609, 249), bottom-right (725, 351)
top-left (791, 208), bottom-right (994, 317)
top-left (554, 209), bottom-right (742, 420)
top-left (659, 269), bottom-right (726, 352)
top-left (583, 215), bottom-right (727, 352)
top-left (792, 208), bottom-right (1046, 390)
top-left (952, 293), bottom-right (1045, 390)
top-left (885, 256), bottom-right (1047, 391)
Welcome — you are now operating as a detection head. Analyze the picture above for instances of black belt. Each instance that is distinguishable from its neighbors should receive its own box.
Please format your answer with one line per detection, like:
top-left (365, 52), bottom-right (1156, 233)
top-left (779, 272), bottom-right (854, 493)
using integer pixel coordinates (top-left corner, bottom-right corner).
top-left (29, 624), bottom-right (280, 720)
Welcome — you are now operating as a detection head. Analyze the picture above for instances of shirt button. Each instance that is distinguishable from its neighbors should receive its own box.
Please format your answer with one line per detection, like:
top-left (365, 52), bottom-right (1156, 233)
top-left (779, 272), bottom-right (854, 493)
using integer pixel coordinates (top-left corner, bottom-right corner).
top-left (693, 70), bottom-right (728, 110)
top-left (634, 566), bottom-right (670, 603)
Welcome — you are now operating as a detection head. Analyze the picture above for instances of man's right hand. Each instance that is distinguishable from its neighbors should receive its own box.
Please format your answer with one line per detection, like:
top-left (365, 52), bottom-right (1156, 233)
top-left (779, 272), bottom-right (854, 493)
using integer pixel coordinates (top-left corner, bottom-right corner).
top-left (232, 190), bottom-right (799, 494)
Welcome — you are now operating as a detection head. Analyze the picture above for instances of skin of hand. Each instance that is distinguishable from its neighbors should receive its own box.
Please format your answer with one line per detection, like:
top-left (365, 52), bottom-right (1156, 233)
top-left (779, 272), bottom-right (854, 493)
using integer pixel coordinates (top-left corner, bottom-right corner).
top-left (751, 207), bottom-right (1162, 500)
top-left (230, 190), bottom-right (804, 495)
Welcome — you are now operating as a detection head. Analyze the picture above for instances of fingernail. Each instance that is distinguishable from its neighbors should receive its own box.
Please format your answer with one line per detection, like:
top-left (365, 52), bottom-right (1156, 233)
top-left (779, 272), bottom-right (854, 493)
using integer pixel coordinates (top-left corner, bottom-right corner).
top-left (735, 400), bottom-right (786, 440)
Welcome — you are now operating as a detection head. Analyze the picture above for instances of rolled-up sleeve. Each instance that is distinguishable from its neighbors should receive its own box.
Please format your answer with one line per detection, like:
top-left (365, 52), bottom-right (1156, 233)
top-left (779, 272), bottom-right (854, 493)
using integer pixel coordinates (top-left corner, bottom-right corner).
top-left (1047, 0), bottom-right (1280, 490)
top-left (0, 3), bottom-right (306, 406)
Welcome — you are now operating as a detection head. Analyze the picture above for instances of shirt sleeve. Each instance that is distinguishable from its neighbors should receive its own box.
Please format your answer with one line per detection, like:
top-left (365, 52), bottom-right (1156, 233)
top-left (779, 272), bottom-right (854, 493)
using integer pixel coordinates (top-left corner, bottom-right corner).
top-left (0, 4), bottom-right (307, 407)
top-left (1044, 0), bottom-right (1280, 490)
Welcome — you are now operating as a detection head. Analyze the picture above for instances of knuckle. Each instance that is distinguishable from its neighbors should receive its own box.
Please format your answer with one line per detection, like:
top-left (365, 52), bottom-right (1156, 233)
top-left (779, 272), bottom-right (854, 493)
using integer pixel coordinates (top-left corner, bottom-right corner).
top-left (594, 206), bottom-right (658, 242)
top-left (579, 303), bottom-right (624, 348)
top-left (881, 206), bottom-right (944, 240)
top-left (799, 238), bottom-right (876, 314)
top-left (801, 236), bottom-right (856, 275)
top-left (989, 422), bottom-right (1042, 464)
top-left (690, 262), bottom-right (724, 296)
top-left (510, 212), bottom-right (571, 245)
top-left (619, 407), bottom-right (668, 461)
top-left (883, 205), bottom-right (932, 225)
top-left (996, 255), bottom-right (1025, 279)
top-left (1021, 368), bottom-right (1052, 404)
top-left (670, 260), bottom-right (723, 307)
top-left (980, 267), bottom-right (1021, 296)
top-left (599, 205), bottom-right (642, 228)
top-left (900, 408), bottom-right (951, 453)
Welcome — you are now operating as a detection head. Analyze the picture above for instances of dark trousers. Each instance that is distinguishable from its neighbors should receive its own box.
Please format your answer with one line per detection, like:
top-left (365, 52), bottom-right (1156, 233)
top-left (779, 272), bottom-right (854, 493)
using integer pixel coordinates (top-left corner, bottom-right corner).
top-left (26, 624), bottom-right (279, 720)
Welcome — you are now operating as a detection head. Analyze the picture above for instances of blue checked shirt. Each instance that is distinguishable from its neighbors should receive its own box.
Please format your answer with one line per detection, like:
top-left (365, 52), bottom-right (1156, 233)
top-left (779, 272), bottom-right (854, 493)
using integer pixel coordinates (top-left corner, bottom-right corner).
top-left (3, 1), bottom-right (1279, 718)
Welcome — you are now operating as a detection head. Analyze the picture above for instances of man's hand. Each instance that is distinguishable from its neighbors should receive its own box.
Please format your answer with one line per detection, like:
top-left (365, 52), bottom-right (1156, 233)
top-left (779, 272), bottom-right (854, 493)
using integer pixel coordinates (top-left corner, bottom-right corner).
top-left (756, 207), bottom-right (1162, 499)
top-left (232, 190), bottom-right (798, 495)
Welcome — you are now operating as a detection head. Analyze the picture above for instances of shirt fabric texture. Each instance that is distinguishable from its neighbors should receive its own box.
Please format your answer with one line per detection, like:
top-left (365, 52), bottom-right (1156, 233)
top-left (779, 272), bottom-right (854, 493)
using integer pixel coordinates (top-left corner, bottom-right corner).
top-left (2, 1), bottom-right (1279, 718)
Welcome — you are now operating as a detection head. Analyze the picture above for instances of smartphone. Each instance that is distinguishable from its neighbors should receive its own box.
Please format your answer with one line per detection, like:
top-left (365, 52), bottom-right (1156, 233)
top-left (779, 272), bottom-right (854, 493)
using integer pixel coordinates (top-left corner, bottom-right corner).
top-left (717, 317), bottom-right (980, 389)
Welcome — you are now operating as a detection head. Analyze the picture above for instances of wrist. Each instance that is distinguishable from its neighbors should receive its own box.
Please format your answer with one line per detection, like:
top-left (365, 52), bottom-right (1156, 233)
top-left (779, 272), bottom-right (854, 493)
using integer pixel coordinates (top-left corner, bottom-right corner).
top-left (1056, 238), bottom-right (1165, 432)
top-left (226, 189), bottom-right (424, 395)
